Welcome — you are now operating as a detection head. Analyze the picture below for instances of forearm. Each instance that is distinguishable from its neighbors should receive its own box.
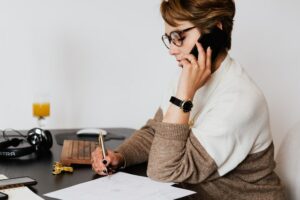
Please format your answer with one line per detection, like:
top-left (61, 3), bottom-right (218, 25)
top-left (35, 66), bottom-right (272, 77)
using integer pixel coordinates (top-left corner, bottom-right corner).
top-left (115, 123), bottom-right (155, 167)
top-left (147, 122), bottom-right (190, 182)
top-left (115, 108), bottom-right (163, 167)
top-left (162, 104), bottom-right (190, 125)
top-left (147, 125), bottom-right (217, 184)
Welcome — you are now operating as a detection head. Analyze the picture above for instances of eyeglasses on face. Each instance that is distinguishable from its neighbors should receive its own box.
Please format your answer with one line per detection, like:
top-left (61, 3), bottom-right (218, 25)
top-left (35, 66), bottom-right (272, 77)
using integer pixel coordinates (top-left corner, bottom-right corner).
top-left (161, 26), bottom-right (196, 49)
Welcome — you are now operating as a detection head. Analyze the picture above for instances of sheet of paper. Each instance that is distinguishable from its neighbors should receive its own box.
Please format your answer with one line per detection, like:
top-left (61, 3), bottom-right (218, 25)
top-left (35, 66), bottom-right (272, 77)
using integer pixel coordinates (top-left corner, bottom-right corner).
top-left (44, 172), bottom-right (195, 200)
top-left (0, 175), bottom-right (44, 200)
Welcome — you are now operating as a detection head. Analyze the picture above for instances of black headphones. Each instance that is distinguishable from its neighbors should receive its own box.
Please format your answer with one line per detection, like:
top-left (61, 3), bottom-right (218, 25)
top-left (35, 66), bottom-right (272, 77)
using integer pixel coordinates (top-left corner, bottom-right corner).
top-left (0, 128), bottom-right (53, 158)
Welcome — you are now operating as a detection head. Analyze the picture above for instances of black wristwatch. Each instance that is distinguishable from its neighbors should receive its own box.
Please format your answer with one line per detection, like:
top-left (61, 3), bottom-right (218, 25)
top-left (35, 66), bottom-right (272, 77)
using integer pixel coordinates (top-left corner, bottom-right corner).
top-left (169, 96), bottom-right (193, 113)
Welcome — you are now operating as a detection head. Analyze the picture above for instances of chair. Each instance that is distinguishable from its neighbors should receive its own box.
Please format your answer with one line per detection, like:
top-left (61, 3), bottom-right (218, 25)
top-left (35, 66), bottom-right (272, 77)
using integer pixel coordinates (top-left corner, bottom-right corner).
top-left (276, 122), bottom-right (300, 200)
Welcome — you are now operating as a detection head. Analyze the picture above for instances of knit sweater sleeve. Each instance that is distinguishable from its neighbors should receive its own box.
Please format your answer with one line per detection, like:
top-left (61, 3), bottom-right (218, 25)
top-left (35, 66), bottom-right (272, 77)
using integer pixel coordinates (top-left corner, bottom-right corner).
top-left (116, 107), bottom-right (218, 184)
top-left (114, 108), bottom-right (162, 167)
top-left (146, 108), bottom-right (218, 184)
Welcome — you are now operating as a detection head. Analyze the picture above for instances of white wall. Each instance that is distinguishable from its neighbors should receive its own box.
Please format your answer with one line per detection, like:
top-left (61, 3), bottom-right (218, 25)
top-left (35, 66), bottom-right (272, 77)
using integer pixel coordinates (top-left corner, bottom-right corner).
top-left (231, 0), bottom-right (300, 151)
top-left (1, 0), bottom-right (299, 152)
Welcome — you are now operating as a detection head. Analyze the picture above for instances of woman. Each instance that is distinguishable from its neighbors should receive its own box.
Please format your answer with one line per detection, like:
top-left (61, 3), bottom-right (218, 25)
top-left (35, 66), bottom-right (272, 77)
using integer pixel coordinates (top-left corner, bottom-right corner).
top-left (91, 0), bottom-right (285, 199)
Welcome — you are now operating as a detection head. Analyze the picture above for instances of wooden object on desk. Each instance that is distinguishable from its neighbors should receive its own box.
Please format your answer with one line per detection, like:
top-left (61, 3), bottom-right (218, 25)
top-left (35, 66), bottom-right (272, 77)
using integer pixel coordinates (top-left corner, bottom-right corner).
top-left (60, 140), bottom-right (98, 166)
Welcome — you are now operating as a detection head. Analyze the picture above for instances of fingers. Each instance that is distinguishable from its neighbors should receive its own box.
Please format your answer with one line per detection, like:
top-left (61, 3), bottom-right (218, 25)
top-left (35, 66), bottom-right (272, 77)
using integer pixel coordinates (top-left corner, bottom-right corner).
top-left (185, 43), bottom-right (212, 76)
top-left (180, 58), bottom-right (192, 68)
top-left (92, 161), bottom-right (108, 176)
top-left (178, 44), bottom-right (213, 91)
top-left (175, 42), bottom-right (214, 100)
top-left (90, 148), bottom-right (119, 176)
top-left (206, 46), bottom-right (212, 74)
top-left (180, 42), bottom-right (210, 71)
top-left (91, 156), bottom-right (107, 175)
top-left (195, 41), bottom-right (206, 70)
top-left (182, 54), bottom-right (197, 66)
top-left (91, 147), bottom-right (108, 176)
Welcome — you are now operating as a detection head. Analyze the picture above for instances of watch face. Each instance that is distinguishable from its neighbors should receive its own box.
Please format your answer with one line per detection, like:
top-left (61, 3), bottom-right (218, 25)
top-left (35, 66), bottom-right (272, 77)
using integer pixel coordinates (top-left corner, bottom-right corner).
top-left (182, 101), bottom-right (193, 112)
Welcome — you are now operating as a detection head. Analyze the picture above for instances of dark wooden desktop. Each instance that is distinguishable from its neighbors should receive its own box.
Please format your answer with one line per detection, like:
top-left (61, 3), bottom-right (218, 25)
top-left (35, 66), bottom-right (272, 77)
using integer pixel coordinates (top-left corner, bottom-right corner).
top-left (0, 128), bottom-right (195, 200)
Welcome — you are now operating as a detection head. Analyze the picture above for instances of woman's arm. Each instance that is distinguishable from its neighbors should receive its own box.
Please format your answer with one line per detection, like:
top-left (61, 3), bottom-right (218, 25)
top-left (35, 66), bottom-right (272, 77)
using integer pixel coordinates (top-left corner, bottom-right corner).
top-left (114, 108), bottom-right (163, 167)
top-left (146, 119), bottom-right (218, 184)
top-left (147, 43), bottom-right (217, 183)
top-left (91, 108), bottom-right (162, 175)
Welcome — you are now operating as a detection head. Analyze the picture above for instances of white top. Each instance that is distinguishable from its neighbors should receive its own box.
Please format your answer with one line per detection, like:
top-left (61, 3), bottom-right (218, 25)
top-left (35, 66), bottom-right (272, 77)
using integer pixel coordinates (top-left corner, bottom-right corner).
top-left (160, 55), bottom-right (273, 176)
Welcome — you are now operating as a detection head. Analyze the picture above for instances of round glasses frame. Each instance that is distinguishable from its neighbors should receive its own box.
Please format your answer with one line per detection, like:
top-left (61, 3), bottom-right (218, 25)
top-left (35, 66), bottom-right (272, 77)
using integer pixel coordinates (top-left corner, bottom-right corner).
top-left (161, 26), bottom-right (196, 49)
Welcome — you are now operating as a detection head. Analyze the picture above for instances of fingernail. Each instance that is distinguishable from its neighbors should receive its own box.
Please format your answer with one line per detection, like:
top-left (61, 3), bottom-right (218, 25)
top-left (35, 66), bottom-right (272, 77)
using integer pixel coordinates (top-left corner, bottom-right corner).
top-left (102, 159), bottom-right (107, 165)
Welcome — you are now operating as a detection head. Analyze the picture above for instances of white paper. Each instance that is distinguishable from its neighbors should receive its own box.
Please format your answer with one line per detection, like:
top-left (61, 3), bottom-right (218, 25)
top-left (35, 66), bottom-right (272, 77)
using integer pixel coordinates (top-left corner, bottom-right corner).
top-left (44, 172), bottom-right (195, 200)
top-left (0, 175), bottom-right (44, 200)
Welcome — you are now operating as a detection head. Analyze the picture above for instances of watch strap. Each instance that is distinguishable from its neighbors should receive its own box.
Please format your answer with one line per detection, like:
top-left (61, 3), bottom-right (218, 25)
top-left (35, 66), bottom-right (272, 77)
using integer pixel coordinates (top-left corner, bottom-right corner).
top-left (169, 96), bottom-right (182, 107)
top-left (169, 96), bottom-right (193, 112)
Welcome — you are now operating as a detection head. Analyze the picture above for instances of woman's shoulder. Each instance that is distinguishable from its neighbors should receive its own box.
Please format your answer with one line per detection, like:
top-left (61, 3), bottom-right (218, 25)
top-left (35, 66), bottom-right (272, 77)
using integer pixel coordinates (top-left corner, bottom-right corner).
top-left (219, 57), bottom-right (267, 104)
top-left (205, 57), bottom-right (270, 123)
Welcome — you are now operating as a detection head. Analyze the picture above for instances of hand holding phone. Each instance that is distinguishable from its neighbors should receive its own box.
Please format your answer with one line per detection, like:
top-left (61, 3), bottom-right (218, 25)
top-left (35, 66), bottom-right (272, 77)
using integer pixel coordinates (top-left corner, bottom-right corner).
top-left (190, 27), bottom-right (227, 71)
top-left (176, 27), bottom-right (226, 99)
top-left (176, 43), bottom-right (213, 100)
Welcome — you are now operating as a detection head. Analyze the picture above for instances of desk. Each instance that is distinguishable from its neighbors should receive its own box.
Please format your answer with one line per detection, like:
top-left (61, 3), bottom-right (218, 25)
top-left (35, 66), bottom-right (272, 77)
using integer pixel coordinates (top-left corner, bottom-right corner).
top-left (0, 128), bottom-right (195, 200)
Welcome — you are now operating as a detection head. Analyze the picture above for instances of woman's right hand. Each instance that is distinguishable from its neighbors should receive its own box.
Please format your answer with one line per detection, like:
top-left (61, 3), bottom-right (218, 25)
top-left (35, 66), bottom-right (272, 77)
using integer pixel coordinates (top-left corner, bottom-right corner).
top-left (91, 147), bottom-right (125, 176)
top-left (176, 43), bottom-right (212, 100)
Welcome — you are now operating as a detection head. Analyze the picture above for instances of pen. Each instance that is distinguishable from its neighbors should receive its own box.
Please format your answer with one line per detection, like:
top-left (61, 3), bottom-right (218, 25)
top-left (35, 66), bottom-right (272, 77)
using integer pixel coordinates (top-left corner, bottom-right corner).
top-left (98, 132), bottom-right (108, 176)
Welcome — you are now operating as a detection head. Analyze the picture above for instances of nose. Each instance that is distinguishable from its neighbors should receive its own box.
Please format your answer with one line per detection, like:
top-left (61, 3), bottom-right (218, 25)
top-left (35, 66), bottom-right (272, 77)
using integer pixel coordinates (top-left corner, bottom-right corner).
top-left (168, 43), bottom-right (180, 56)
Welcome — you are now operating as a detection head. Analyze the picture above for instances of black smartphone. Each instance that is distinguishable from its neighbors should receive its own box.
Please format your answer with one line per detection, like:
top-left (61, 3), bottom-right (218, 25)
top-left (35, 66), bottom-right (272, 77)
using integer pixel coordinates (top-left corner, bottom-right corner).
top-left (0, 192), bottom-right (8, 200)
top-left (0, 177), bottom-right (37, 189)
top-left (190, 27), bottom-right (227, 71)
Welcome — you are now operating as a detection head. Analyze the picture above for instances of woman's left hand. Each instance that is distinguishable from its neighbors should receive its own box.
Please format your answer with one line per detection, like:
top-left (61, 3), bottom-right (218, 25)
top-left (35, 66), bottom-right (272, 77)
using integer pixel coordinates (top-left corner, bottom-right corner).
top-left (176, 42), bottom-right (212, 100)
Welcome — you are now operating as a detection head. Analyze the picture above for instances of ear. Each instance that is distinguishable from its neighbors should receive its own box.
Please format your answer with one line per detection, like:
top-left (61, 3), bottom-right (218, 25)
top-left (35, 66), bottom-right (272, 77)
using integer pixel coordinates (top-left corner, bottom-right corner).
top-left (216, 22), bottom-right (223, 30)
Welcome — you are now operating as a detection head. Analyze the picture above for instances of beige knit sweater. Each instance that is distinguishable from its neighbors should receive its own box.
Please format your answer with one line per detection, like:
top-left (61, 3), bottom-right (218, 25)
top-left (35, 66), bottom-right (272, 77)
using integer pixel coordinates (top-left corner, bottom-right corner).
top-left (116, 108), bottom-right (285, 200)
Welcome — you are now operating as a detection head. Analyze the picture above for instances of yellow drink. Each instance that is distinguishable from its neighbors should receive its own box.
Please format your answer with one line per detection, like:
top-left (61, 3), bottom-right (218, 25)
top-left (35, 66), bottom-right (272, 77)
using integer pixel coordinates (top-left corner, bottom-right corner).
top-left (32, 102), bottom-right (50, 118)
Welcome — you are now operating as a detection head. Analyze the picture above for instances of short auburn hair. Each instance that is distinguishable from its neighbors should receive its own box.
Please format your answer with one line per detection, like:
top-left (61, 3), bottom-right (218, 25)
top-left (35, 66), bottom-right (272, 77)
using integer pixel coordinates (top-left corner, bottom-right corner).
top-left (160, 0), bottom-right (235, 49)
